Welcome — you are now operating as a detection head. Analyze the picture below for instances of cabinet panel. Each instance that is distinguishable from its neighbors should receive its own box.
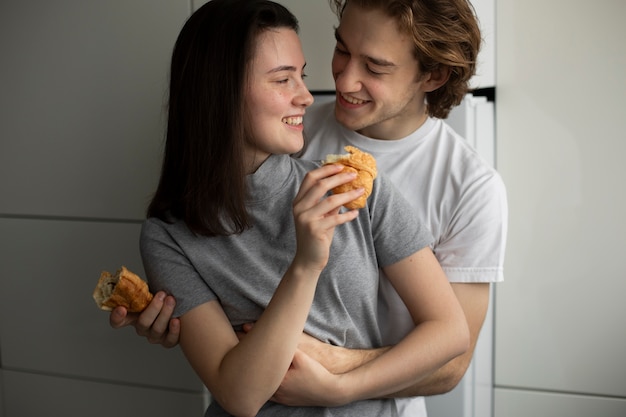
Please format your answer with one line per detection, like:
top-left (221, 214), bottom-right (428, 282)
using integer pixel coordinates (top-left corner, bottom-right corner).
top-left (470, 0), bottom-right (495, 88)
top-left (494, 388), bottom-right (626, 417)
top-left (495, 0), bottom-right (626, 400)
top-left (0, 1), bottom-right (189, 220)
top-left (3, 370), bottom-right (205, 417)
top-left (0, 218), bottom-right (201, 391)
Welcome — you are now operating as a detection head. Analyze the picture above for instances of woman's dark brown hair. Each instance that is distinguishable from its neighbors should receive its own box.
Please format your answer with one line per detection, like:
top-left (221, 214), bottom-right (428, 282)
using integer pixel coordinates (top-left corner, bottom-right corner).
top-left (147, 0), bottom-right (299, 236)
top-left (330, 0), bottom-right (481, 118)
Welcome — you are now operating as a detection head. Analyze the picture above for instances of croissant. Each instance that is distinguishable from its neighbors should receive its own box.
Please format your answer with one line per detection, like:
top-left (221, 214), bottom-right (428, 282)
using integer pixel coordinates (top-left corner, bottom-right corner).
top-left (92, 266), bottom-right (153, 313)
top-left (324, 146), bottom-right (378, 209)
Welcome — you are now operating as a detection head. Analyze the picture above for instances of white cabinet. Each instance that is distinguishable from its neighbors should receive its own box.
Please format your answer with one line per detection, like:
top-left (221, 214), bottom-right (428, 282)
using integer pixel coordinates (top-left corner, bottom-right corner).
top-left (470, 0), bottom-right (495, 89)
top-left (495, 0), bottom-right (626, 415)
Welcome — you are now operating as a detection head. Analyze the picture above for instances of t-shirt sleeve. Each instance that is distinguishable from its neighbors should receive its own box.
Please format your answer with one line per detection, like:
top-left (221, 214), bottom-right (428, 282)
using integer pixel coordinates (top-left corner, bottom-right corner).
top-left (368, 174), bottom-right (434, 268)
top-left (140, 218), bottom-right (216, 317)
top-left (436, 170), bottom-right (508, 283)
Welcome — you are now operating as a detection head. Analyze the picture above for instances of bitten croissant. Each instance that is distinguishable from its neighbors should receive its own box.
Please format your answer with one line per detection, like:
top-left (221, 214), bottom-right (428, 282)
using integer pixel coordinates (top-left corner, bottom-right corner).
top-left (92, 266), bottom-right (153, 313)
top-left (324, 146), bottom-right (378, 209)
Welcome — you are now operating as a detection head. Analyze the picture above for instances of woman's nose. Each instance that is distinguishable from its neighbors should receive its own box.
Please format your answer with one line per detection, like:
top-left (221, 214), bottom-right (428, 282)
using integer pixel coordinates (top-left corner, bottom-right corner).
top-left (296, 84), bottom-right (314, 107)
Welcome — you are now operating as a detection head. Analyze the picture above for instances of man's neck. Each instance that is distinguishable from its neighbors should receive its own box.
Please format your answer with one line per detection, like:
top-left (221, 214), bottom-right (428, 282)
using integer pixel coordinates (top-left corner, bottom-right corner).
top-left (358, 109), bottom-right (428, 141)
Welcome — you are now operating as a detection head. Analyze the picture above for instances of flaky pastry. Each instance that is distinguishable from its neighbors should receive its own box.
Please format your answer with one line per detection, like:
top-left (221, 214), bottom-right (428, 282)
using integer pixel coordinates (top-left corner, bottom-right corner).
top-left (92, 266), bottom-right (153, 313)
top-left (324, 146), bottom-right (378, 209)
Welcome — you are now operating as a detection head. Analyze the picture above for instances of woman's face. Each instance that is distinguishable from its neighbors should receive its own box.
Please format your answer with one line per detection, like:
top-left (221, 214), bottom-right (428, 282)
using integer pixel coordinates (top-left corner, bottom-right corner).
top-left (244, 28), bottom-right (313, 173)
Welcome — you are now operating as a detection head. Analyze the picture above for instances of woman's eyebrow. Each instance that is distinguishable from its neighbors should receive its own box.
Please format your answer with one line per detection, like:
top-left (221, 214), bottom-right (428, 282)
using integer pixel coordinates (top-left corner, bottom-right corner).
top-left (268, 65), bottom-right (297, 73)
top-left (268, 61), bottom-right (307, 74)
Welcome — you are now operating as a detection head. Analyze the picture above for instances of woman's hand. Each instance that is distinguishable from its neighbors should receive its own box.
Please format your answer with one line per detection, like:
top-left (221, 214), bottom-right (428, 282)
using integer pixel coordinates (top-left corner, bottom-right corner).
top-left (109, 291), bottom-right (180, 348)
top-left (291, 164), bottom-right (364, 272)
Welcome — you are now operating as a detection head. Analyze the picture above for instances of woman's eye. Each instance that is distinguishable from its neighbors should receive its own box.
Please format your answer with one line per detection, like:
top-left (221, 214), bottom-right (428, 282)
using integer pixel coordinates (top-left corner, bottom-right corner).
top-left (334, 47), bottom-right (348, 56)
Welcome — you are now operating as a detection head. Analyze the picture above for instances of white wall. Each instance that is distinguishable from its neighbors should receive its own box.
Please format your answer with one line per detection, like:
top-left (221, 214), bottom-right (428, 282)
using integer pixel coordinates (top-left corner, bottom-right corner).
top-left (495, 0), bottom-right (626, 415)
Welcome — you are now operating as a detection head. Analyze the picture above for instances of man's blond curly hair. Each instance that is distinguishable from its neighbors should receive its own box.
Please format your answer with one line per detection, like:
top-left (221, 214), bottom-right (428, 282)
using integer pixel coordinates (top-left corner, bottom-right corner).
top-left (330, 0), bottom-right (482, 119)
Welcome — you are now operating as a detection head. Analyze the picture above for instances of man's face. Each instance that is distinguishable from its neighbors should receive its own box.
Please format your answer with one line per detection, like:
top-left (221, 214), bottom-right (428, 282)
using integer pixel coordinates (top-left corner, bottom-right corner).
top-left (331, 3), bottom-right (429, 140)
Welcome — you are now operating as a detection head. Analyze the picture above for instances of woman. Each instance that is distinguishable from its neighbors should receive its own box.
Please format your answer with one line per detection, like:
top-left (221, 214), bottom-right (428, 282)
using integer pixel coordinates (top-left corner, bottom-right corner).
top-left (140, 0), bottom-right (468, 416)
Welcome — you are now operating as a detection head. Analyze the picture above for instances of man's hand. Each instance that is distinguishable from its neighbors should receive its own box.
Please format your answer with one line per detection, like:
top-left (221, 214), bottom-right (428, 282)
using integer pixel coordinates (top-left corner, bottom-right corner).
top-left (109, 291), bottom-right (181, 348)
top-left (272, 349), bottom-right (346, 407)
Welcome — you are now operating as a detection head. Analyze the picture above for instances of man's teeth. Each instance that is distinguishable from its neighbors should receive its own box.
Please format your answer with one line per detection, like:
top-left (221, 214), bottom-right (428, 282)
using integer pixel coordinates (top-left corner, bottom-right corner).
top-left (341, 94), bottom-right (367, 105)
top-left (282, 117), bottom-right (303, 125)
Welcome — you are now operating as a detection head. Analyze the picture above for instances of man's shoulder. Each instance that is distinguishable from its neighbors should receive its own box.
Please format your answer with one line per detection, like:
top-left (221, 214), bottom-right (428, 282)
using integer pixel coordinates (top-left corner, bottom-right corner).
top-left (430, 118), bottom-right (499, 175)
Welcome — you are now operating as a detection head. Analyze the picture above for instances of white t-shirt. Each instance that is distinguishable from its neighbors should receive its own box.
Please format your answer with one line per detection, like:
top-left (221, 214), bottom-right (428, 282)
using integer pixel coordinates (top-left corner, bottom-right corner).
top-left (301, 101), bottom-right (508, 417)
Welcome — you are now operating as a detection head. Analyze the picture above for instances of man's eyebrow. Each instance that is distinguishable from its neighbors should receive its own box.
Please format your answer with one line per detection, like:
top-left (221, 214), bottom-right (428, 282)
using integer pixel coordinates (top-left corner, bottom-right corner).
top-left (334, 28), bottom-right (396, 68)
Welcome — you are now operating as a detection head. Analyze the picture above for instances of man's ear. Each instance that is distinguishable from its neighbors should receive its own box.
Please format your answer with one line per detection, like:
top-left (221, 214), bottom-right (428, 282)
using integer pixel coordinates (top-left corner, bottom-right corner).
top-left (422, 65), bottom-right (451, 92)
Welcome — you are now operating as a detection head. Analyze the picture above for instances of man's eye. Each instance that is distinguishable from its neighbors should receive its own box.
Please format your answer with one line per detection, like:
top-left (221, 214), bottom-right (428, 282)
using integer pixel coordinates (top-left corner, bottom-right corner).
top-left (334, 47), bottom-right (349, 56)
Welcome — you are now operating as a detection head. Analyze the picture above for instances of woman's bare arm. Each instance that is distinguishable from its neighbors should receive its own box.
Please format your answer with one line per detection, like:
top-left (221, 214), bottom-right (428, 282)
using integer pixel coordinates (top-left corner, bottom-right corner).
top-left (271, 247), bottom-right (470, 406)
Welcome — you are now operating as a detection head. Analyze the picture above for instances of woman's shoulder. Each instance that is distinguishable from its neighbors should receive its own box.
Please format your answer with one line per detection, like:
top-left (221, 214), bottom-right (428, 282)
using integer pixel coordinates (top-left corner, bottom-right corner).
top-left (141, 214), bottom-right (187, 239)
top-left (289, 154), bottom-right (322, 169)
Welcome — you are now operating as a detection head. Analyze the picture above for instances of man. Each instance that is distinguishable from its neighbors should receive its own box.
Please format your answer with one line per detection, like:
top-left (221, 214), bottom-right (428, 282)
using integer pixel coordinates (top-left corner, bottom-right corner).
top-left (111, 0), bottom-right (507, 415)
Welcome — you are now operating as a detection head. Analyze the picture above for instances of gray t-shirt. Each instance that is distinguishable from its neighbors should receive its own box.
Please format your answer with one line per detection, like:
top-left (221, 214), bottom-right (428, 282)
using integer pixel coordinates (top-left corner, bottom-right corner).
top-left (140, 154), bottom-right (432, 416)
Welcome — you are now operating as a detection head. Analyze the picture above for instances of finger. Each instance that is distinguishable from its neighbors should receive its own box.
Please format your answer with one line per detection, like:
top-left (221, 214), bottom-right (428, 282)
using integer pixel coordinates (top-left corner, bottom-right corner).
top-left (294, 165), bottom-right (355, 206)
top-left (134, 291), bottom-right (167, 337)
top-left (295, 187), bottom-right (364, 229)
top-left (295, 171), bottom-right (357, 201)
top-left (317, 187), bottom-right (365, 217)
top-left (161, 318), bottom-right (181, 348)
top-left (109, 306), bottom-right (135, 329)
top-left (295, 178), bottom-right (364, 219)
top-left (146, 295), bottom-right (177, 343)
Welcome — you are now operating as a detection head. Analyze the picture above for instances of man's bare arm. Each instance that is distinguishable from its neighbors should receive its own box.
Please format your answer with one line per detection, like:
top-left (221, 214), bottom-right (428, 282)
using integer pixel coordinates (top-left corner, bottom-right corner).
top-left (299, 283), bottom-right (490, 397)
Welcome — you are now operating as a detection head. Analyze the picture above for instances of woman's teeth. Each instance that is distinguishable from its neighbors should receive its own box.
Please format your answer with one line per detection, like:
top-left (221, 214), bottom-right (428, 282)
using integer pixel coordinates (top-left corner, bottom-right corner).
top-left (282, 117), bottom-right (303, 125)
